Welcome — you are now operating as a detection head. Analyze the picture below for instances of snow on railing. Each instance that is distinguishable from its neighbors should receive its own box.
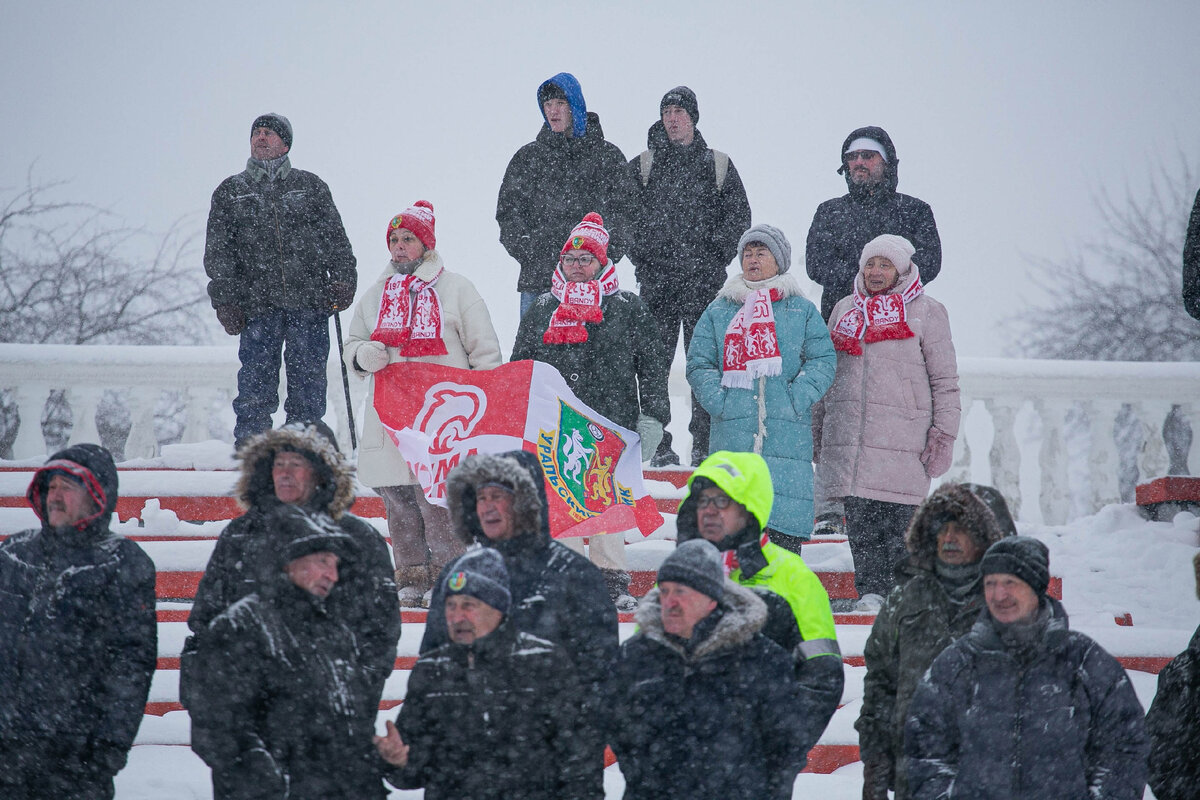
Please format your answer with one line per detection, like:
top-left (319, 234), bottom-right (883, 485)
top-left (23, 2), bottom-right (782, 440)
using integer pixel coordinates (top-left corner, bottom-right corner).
top-left (0, 343), bottom-right (365, 463)
top-left (2, 345), bottom-right (1197, 523)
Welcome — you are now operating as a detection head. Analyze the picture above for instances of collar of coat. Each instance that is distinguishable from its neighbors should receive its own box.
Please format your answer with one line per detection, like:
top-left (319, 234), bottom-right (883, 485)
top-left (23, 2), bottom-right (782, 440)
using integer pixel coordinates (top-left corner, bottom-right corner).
top-left (717, 271), bottom-right (806, 304)
top-left (376, 249), bottom-right (445, 283)
top-left (967, 596), bottom-right (1070, 656)
top-left (633, 580), bottom-right (768, 661)
top-left (235, 426), bottom-right (355, 518)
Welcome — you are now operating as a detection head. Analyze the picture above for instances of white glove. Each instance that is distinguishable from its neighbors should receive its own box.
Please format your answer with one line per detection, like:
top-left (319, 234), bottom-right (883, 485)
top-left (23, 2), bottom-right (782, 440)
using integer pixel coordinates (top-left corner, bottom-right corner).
top-left (637, 416), bottom-right (664, 463)
top-left (355, 341), bottom-right (390, 373)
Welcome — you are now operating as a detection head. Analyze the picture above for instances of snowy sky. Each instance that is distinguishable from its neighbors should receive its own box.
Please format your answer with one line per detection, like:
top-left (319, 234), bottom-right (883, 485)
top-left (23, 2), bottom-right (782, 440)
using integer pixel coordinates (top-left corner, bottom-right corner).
top-left (4, 0), bottom-right (1199, 357)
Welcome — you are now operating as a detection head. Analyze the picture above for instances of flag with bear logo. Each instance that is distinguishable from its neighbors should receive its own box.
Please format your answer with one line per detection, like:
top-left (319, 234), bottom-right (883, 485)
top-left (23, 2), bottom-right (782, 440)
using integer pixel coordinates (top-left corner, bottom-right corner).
top-left (372, 360), bottom-right (663, 538)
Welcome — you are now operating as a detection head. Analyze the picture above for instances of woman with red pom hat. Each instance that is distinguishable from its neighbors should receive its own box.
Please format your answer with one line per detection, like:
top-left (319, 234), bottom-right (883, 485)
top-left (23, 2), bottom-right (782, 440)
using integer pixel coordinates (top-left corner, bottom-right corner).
top-left (512, 212), bottom-right (671, 611)
top-left (344, 200), bottom-right (503, 607)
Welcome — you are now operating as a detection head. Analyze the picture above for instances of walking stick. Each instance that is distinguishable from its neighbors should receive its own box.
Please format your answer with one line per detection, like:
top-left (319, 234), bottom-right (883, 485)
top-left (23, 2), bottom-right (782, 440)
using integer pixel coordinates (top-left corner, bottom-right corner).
top-left (332, 311), bottom-right (358, 451)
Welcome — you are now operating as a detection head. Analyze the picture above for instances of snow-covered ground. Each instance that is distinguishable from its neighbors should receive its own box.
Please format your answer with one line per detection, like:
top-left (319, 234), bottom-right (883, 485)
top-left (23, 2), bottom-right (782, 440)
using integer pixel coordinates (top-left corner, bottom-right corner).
top-left (4, 480), bottom-right (1195, 799)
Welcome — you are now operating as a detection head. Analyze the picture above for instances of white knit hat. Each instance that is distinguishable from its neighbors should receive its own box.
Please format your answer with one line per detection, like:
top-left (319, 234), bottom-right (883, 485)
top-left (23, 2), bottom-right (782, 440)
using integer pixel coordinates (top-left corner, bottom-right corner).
top-left (859, 234), bottom-right (916, 273)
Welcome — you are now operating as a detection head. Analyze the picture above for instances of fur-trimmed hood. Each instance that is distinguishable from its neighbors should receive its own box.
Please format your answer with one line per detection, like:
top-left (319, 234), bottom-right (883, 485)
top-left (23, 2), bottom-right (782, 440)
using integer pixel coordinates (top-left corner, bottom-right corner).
top-left (634, 579), bottom-right (767, 662)
top-left (904, 482), bottom-right (1012, 570)
top-left (717, 270), bottom-right (807, 304)
top-left (445, 450), bottom-right (550, 549)
top-left (235, 421), bottom-right (355, 517)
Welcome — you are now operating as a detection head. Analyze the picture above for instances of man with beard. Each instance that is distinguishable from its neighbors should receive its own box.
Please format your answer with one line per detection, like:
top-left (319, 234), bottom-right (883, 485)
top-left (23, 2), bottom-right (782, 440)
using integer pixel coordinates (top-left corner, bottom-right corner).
top-left (0, 444), bottom-right (156, 799)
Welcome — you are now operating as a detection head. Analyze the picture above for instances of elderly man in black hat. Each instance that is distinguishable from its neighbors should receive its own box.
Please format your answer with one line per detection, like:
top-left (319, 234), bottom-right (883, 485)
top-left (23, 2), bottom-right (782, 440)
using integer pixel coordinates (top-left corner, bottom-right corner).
top-left (607, 540), bottom-right (812, 799)
top-left (905, 536), bottom-right (1149, 800)
top-left (376, 548), bottom-right (595, 799)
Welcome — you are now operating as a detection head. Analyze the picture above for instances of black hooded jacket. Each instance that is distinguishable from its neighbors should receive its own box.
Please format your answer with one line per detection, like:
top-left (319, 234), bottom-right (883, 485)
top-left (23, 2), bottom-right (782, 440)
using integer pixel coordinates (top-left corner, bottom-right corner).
top-left (1183, 187), bottom-right (1200, 320)
top-left (496, 78), bottom-right (635, 293)
top-left (627, 121), bottom-right (750, 295)
top-left (607, 582), bottom-right (811, 799)
top-left (388, 619), bottom-right (596, 800)
top-left (1146, 613), bottom-right (1200, 798)
top-left (0, 444), bottom-right (156, 779)
top-left (805, 126), bottom-right (942, 320)
top-left (421, 450), bottom-right (618, 798)
top-left (185, 423), bottom-right (400, 711)
top-left (188, 506), bottom-right (388, 800)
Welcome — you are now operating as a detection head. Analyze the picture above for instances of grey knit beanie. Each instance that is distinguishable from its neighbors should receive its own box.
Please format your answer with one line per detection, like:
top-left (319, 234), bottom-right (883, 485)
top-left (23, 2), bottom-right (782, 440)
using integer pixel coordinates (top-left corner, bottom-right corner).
top-left (444, 548), bottom-right (512, 614)
top-left (981, 536), bottom-right (1050, 597)
top-left (251, 113), bottom-right (293, 149)
top-left (658, 539), bottom-right (725, 601)
top-left (738, 224), bottom-right (791, 275)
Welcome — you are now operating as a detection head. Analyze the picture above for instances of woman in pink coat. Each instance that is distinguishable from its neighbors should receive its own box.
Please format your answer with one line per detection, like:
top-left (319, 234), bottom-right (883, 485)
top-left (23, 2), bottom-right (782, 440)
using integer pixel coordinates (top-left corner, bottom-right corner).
top-left (815, 234), bottom-right (960, 612)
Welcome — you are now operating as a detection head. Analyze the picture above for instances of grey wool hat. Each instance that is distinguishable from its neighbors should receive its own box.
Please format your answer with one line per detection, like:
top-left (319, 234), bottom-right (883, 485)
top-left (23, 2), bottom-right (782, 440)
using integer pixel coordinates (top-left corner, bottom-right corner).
top-left (251, 112), bottom-right (293, 149)
top-left (444, 548), bottom-right (512, 615)
top-left (658, 539), bottom-right (726, 601)
top-left (738, 224), bottom-right (792, 275)
top-left (981, 536), bottom-right (1050, 597)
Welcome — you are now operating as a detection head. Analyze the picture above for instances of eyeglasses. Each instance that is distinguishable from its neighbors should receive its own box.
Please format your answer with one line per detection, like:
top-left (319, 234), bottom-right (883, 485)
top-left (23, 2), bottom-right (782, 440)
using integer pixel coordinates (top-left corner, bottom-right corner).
top-left (845, 150), bottom-right (881, 163)
top-left (695, 494), bottom-right (734, 510)
top-left (561, 254), bottom-right (596, 267)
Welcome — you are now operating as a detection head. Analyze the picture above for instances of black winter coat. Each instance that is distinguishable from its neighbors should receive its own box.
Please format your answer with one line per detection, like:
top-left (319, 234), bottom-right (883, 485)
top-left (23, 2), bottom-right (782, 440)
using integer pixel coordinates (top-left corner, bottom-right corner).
top-left (496, 113), bottom-right (635, 293)
top-left (188, 579), bottom-right (386, 800)
top-left (422, 451), bottom-right (618, 797)
top-left (607, 583), bottom-right (811, 800)
top-left (185, 426), bottom-right (400, 710)
top-left (905, 599), bottom-right (1148, 800)
top-left (1183, 187), bottom-right (1200, 320)
top-left (627, 123), bottom-right (750, 295)
top-left (0, 444), bottom-right (156, 780)
top-left (1146, 622), bottom-right (1200, 800)
top-left (204, 161), bottom-right (357, 315)
top-left (805, 126), bottom-right (941, 320)
top-left (389, 620), bottom-right (597, 800)
top-left (511, 289), bottom-right (670, 430)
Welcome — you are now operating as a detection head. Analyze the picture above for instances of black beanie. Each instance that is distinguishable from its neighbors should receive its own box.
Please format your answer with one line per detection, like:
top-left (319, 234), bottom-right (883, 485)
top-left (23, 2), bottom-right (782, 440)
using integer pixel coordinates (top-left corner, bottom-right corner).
top-left (981, 536), bottom-right (1050, 597)
top-left (660, 85), bottom-right (699, 124)
top-left (251, 113), bottom-right (293, 149)
top-left (444, 549), bottom-right (512, 615)
top-left (658, 539), bottom-right (725, 601)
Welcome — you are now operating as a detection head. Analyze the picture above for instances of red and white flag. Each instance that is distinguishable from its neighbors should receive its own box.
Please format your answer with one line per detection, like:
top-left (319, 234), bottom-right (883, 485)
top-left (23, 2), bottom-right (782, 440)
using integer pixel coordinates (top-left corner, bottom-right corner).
top-left (372, 360), bottom-right (664, 539)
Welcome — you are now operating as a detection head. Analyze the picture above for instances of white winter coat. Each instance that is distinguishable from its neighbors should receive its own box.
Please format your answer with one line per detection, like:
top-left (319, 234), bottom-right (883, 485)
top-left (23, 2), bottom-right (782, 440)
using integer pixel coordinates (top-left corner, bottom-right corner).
top-left (343, 251), bottom-right (502, 487)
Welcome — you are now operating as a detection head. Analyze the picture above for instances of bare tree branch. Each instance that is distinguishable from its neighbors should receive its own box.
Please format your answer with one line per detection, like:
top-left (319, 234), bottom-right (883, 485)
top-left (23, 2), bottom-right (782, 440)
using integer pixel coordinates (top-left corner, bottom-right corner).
top-left (1007, 151), bottom-right (1199, 361)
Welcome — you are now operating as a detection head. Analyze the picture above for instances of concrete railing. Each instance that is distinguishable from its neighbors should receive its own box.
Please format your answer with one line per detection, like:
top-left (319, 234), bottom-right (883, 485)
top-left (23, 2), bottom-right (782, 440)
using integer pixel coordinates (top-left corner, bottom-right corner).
top-left (2, 344), bottom-right (1198, 523)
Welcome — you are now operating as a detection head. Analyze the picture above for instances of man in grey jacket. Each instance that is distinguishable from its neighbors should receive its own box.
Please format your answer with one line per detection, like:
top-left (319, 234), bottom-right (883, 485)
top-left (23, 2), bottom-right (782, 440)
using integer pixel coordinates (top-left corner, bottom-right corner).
top-left (204, 113), bottom-right (357, 447)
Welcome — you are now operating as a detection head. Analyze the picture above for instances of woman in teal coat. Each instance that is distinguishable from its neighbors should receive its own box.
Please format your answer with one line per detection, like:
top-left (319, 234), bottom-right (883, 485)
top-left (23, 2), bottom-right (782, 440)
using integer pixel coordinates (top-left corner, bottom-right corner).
top-left (686, 224), bottom-right (836, 549)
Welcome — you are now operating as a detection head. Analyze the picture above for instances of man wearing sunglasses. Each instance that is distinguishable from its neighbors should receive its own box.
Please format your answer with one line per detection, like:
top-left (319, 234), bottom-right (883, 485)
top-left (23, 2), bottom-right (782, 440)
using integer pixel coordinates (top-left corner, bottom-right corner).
top-left (673, 450), bottom-right (843, 759)
top-left (805, 126), bottom-right (943, 541)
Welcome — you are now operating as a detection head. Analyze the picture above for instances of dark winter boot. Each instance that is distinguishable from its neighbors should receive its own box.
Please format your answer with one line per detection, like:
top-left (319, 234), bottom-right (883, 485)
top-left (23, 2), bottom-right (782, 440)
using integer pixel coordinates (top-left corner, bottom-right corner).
top-left (767, 528), bottom-right (804, 556)
top-left (395, 564), bottom-right (435, 609)
top-left (650, 441), bottom-right (681, 468)
top-left (601, 568), bottom-right (638, 613)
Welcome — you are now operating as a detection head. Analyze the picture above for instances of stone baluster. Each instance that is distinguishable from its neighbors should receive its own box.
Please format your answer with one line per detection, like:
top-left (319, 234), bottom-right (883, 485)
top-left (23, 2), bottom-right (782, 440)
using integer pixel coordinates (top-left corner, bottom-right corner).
top-left (1135, 400), bottom-right (1172, 483)
top-left (1082, 398), bottom-right (1122, 510)
top-left (944, 395), bottom-right (973, 485)
top-left (1163, 404), bottom-right (1193, 476)
top-left (124, 387), bottom-right (159, 459)
top-left (182, 386), bottom-right (215, 443)
top-left (11, 383), bottom-right (50, 459)
top-left (64, 386), bottom-right (104, 448)
top-left (1034, 398), bottom-right (1071, 525)
top-left (984, 397), bottom-right (1022, 520)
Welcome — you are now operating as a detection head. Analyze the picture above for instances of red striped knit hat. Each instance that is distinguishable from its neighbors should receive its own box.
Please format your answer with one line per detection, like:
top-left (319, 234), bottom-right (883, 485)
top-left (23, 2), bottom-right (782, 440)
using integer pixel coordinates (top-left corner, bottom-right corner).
top-left (560, 212), bottom-right (609, 266)
top-left (386, 200), bottom-right (436, 250)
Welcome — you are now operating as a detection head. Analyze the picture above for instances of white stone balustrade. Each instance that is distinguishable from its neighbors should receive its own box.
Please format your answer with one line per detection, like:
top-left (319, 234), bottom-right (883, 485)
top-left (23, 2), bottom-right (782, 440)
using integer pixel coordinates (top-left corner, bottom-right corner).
top-left (2, 346), bottom-right (1198, 523)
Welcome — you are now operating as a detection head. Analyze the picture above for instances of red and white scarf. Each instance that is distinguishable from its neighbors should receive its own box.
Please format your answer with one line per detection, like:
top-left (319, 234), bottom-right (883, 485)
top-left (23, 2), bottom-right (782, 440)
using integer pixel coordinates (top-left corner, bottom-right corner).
top-left (371, 267), bottom-right (449, 357)
top-left (831, 274), bottom-right (924, 356)
top-left (721, 287), bottom-right (783, 388)
top-left (543, 262), bottom-right (620, 345)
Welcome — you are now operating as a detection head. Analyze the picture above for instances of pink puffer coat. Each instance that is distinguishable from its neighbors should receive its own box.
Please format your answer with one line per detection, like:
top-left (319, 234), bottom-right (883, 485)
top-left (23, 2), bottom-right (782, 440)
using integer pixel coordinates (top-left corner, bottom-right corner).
top-left (815, 265), bottom-right (960, 505)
